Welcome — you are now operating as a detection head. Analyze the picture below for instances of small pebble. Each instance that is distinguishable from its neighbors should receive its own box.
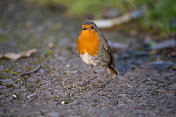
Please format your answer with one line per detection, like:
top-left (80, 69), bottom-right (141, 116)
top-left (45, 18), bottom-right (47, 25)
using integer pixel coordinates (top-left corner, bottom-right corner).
top-left (61, 101), bottom-right (65, 105)
top-left (12, 94), bottom-right (17, 98)
top-left (66, 64), bottom-right (71, 67)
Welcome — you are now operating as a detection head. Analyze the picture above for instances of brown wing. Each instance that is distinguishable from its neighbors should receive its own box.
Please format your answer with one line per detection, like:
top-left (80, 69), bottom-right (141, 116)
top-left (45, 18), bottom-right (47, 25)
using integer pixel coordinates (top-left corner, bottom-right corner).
top-left (99, 33), bottom-right (119, 75)
top-left (93, 24), bottom-right (119, 75)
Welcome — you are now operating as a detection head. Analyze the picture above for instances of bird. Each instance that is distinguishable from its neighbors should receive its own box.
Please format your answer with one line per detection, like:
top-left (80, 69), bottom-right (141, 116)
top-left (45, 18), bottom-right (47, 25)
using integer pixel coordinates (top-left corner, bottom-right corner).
top-left (77, 22), bottom-right (119, 87)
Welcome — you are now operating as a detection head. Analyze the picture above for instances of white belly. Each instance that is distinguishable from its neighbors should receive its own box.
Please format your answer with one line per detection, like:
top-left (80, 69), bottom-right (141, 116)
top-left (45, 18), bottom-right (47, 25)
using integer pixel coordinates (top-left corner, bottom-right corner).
top-left (80, 52), bottom-right (110, 66)
top-left (80, 53), bottom-right (99, 66)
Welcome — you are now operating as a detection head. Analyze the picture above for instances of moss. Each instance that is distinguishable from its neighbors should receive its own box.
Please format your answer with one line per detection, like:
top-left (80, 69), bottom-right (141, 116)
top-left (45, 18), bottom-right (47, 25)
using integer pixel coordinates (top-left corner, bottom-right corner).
top-left (36, 79), bottom-right (41, 83)
top-left (0, 34), bottom-right (8, 43)
top-left (23, 75), bottom-right (30, 80)
top-left (25, 85), bottom-right (36, 93)
top-left (64, 100), bottom-right (70, 104)
top-left (46, 48), bottom-right (54, 56)
top-left (15, 78), bottom-right (22, 83)
top-left (5, 94), bottom-right (11, 97)
top-left (6, 84), bottom-right (16, 89)
top-left (151, 91), bottom-right (160, 96)
top-left (92, 104), bottom-right (97, 107)
top-left (48, 67), bottom-right (54, 73)
top-left (93, 99), bottom-right (98, 103)
top-left (3, 75), bottom-right (9, 79)
top-left (2, 69), bottom-right (17, 75)
top-left (53, 96), bottom-right (60, 101)
top-left (67, 85), bottom-right (76, 89)
top-left (18, 94), bottom-right (23, 101)
top-left (26, 66), bottom-right (33, 71)
top-left (38, 54), bottom-right (45, 62)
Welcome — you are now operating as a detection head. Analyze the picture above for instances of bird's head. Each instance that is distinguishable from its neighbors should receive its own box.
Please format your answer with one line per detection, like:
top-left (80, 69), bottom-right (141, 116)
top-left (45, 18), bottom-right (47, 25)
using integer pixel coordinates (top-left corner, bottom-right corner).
top-left (81, 22), bottom-right (97, 31)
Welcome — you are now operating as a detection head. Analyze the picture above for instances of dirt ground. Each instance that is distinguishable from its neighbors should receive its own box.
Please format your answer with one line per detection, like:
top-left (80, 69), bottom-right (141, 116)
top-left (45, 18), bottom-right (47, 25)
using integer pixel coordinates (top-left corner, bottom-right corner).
top-left (0, 0), bottom-right (176, 117)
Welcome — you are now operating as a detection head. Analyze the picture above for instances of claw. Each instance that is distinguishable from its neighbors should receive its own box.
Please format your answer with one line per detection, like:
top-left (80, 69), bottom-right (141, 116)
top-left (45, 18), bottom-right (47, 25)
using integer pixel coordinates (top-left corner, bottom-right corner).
top-left (96, 82), bottom-right (106, 88)
top-left (80, 80), bottom-right (90, 87)
top-left (81, 80), bottom-right (87, 87)
top-left (80, 65), bottom-right (93, 87)
top-left (101, 83), bottom-right (106, 88)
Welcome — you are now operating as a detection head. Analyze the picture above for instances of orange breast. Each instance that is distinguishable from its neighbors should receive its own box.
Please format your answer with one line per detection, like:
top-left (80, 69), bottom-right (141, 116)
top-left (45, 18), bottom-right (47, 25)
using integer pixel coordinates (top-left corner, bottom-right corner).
top-left (77, 30), bottom-right (100, 56)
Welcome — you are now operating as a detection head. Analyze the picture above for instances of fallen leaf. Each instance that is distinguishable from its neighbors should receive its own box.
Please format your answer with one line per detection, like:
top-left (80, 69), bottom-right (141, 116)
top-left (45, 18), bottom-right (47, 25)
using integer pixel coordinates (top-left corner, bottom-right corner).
top-left (0, 48), bottom-right (37, 60)
top-left (19, 49), bottom-right (37, 57)
top-left (1, 53), bottom-right (21, 60)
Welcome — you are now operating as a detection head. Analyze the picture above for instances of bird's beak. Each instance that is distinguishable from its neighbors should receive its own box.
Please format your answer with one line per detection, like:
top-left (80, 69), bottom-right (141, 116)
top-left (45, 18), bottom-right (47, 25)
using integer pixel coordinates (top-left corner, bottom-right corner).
top-left (82, 27), bottom-right (87, 30)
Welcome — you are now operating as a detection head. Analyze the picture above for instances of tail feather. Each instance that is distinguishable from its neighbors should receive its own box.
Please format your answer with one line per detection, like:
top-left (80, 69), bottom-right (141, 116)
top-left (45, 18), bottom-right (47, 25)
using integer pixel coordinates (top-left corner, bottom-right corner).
top-left (108, 64), bottom-right (119, 75)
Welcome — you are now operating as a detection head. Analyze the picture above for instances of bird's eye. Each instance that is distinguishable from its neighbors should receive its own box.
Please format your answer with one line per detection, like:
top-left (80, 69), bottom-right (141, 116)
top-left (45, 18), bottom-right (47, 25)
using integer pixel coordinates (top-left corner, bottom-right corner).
top-left (91, 26), bottom-right (94, 29)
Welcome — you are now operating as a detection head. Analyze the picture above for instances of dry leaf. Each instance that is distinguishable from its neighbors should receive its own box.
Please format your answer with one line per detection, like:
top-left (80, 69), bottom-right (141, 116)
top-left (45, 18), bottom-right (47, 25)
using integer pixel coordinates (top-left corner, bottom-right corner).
top-left (0, 48), bottom-right (37, 60)
top-left (19, 49), bottom-right (37, 57)
top-left (1, 53), bottom-right (21, 60)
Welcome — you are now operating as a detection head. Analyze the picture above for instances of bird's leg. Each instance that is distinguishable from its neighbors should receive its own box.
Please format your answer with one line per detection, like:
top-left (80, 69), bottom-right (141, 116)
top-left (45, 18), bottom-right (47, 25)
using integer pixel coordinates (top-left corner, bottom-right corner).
top-left (101, 66), bottom-right (106, 88)
top-left (81, 65), bottom-right (93, 86)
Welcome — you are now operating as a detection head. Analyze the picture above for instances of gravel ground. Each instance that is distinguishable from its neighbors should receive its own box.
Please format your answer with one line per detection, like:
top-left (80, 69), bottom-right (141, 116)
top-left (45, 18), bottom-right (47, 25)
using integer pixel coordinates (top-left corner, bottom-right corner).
top-left (0, 0), bottom-right (176, 117)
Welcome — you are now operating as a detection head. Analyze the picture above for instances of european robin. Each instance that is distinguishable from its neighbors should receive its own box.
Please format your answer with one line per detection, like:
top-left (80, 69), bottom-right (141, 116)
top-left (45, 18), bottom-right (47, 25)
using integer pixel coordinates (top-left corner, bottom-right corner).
top-left (77, 22), bottom-right (119, 87)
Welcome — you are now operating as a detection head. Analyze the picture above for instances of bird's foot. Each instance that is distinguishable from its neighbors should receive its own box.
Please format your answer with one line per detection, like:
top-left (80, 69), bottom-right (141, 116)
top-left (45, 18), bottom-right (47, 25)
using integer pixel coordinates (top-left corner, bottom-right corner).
top-left (100, 83), bottom-right (106, 88)
top-left (80, 80), bottom-right (90, 87)
top-left (96, 82), bottom-right (106, 88)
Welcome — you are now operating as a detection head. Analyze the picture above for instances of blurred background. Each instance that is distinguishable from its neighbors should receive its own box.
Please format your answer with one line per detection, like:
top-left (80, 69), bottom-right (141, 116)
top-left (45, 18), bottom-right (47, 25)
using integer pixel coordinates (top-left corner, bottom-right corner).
top-left (23, 0), bottom-right (176, 37)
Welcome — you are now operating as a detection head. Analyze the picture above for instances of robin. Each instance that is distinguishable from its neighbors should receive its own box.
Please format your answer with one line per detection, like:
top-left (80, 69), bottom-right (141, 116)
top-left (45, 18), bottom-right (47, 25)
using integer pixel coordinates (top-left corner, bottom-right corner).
top-left (77, 22), bottom-right (119, 87)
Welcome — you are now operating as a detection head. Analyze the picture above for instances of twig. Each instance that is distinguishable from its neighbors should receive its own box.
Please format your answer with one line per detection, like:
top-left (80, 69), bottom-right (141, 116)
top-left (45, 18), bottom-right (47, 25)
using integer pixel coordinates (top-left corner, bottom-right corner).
top-left (91, 9), bottom-right (144, 29)
top-left (18, 64), bottom-right (41, 77)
